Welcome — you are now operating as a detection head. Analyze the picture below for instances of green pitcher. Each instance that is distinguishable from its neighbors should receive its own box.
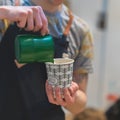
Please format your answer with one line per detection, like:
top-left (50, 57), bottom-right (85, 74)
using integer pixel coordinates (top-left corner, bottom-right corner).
top-left (15, 34), bottom-right (54, 63)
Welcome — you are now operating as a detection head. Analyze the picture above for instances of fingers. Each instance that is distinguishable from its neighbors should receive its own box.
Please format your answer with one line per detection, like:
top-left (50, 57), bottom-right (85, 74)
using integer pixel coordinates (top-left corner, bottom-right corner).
top-left (24, 9), bottom-right (34, 31)
top-left (16, 10), bottom-right (28, 28)
top-left (45, 81), bottom-right (79, 107)
top-left (14, 59), bottom-right (26, 68)
top-left (15, 6), bottom-right (49, 34)
top-left (68, 81), bottom-right (79, 96)
top-left (37, 6), bottom-right (49, 35)
top-left (26, 6), bottom-right (49, 35)
top-left (31, 6), bottom-right (42, 32)
top-left (45, 81), bottom-right (58, 105)
top-left (55, 87), bottom-right (67, 106)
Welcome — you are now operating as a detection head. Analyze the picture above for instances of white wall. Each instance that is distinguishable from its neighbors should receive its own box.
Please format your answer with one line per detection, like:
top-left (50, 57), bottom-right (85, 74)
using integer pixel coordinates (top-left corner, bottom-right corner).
top-left (69, 0), bottom-right (102, 28)
top-left (69, 0), bottom-right (106, 109)
top-left (69, 0), bottom-right (120, 110)
top-left (103, 0), bottom-right (120, 108)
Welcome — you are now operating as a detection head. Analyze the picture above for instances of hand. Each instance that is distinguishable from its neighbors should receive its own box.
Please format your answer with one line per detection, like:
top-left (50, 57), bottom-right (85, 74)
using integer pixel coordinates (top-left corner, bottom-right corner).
top-left (45, 81), bottom-right (79, 106)
top-left (4, 6), bottom-right (49, 35)
top-left (14, 59), bottom-right (26, 68)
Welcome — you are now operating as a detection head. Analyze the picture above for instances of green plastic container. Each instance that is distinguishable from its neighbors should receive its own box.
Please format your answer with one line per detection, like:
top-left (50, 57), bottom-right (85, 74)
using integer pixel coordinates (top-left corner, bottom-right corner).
top-left (15, 34), bottom-right (54, 63)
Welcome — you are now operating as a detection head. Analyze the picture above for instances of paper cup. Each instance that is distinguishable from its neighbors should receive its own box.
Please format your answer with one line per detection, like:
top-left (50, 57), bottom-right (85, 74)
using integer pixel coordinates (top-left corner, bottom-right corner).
top-left (45, 58), bottom-right (74, 88)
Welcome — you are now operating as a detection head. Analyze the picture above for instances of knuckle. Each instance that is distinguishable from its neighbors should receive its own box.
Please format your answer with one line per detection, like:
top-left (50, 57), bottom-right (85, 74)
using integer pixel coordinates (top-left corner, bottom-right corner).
top-left (19, 11), bottom-right (27, 18)
top-left (27, 9), bottom-right (33, 15)
top-left (32, 7), bottom-right (39, 13)
top-left (32, 6), bottom-right (43, 13)
top-left (37, 6), bottom-right (42, 11)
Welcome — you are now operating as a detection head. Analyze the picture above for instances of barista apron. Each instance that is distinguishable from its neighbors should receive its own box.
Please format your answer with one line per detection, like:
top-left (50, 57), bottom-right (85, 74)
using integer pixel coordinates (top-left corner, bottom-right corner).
top-left (0, 11), bottom-right (73, 120)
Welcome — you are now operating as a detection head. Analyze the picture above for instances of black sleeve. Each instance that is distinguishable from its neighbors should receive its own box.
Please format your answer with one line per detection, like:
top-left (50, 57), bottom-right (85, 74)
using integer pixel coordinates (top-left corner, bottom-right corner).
top-left (0, 23), bottom-right (39, 65)
top-left (0, 24), bottom-right (25, 118)
top-left (0, 23), bottom-right (20, 63)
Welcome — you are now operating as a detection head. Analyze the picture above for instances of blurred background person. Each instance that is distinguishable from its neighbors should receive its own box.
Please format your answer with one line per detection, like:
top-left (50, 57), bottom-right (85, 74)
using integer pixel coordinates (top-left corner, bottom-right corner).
top-left (105, 98), bottom-right (120, 120)
top-left (72, 107), bottom-right (107, 120)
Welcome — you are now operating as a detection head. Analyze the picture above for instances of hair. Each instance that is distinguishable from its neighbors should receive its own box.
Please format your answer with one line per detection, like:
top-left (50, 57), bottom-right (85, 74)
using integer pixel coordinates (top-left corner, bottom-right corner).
top-left (73, 108), bottom-right (107, 120)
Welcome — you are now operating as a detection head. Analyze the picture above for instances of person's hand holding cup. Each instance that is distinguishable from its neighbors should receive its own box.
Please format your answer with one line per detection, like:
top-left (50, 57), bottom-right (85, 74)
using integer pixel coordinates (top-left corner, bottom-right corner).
top-left (45, 58), bottom-right (74, 88)
top-left (45, 58), bottom-right (74, 97)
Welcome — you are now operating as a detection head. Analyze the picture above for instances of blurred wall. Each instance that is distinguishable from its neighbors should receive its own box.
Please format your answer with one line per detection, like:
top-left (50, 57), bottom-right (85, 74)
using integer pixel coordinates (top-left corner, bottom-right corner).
top-left (104, 0), bottom-right (120, 108)
top-left (69, 0), bottom-right (120, 110)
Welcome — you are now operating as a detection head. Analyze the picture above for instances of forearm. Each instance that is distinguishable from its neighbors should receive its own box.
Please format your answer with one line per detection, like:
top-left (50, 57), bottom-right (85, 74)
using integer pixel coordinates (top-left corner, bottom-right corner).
top-left (64, 73), bottom-right (88, 115)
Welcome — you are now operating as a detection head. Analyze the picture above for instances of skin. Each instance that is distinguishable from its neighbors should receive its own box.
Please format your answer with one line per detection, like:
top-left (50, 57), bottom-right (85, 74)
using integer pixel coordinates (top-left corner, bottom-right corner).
top-left (45, 73), bottom-right (88, 114)
top-left (0, 6), bottom-right (49, 35)
top-left (14, 0), bottom-right (88, 115)
top-left (41, 0), bottom-right (88, 114)
top-left (15, 58), bottom-right (88, 114)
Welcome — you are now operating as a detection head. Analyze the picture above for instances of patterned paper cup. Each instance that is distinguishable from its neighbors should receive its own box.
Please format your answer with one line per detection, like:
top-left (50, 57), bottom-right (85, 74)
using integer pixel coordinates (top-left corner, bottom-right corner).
top-left (45, 58), bottom-right (74, 88)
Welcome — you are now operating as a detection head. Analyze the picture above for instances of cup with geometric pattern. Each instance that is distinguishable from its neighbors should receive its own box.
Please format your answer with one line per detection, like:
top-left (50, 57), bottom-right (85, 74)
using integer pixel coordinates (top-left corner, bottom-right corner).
top-left (45, 58), bottom-right (74, 88)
